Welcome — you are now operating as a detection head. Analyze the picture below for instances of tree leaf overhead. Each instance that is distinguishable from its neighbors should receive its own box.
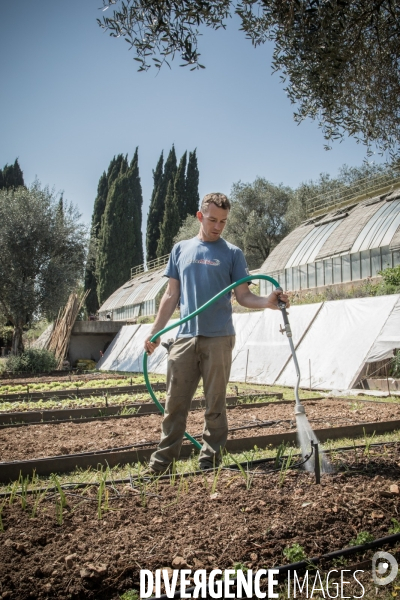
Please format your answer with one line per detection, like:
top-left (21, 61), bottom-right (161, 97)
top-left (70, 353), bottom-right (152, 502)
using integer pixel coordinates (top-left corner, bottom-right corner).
top-left (99, 0), bottom-right (400, 157)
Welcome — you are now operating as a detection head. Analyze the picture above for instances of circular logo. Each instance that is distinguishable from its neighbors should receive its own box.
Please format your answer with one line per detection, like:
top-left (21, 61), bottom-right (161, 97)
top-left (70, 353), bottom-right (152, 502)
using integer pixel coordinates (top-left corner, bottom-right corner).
top-left (372, 551), bottom-right (398, 586)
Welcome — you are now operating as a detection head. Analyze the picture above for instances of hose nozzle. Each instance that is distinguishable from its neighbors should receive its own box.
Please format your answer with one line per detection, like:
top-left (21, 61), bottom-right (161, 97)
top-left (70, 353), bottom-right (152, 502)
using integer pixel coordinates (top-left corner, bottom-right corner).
top-left (294, 403), bottom-right (305, 415)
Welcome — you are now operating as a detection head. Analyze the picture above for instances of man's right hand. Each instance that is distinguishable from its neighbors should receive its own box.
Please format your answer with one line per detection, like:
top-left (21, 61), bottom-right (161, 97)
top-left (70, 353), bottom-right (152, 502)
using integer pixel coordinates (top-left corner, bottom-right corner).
top-left (144, 335), bottom-right (161, 355)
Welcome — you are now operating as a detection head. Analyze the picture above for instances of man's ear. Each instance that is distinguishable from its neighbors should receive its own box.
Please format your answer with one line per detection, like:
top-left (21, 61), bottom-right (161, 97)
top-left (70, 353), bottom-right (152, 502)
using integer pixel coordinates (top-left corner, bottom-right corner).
top-left (196, 211), bottom-right (203, 223)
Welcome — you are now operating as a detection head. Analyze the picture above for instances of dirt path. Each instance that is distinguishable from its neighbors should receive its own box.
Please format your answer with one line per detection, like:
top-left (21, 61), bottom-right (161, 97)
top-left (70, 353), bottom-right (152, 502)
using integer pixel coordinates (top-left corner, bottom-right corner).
top-left (1, 399), bottom-right (399, 461)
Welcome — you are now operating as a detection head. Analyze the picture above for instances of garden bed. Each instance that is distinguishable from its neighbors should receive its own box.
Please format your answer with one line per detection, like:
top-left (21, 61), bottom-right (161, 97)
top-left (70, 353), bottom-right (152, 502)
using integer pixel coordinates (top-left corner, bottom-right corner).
top-left (0, 373), bottom-right (128, 385)
top-left (1, 398), bottom-right (399, 462)
top-left (0, 443), bottom-right (400, 599)
top-left (0, 375), bottom-right (163, 399)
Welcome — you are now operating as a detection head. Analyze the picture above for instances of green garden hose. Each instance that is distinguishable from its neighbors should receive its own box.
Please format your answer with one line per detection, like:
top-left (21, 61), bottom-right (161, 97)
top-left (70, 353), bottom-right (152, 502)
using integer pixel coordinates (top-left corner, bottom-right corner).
top-left (142, 274), bottom-right (281, 450)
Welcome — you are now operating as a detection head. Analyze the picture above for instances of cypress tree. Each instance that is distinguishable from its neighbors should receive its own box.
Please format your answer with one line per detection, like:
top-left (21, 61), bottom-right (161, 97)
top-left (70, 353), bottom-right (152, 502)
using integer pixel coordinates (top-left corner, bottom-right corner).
top-left (146, 145), bottom-right (177, 261)
top-left (186, 149), bottom-right (200, 215)
top-left (0, 159), bottom-right (25, 190)
top-left (153, 145), bottom-right (177, 258)
top-left (84, 153), bottom-right (131, 314)
top-left (12, 159), bottom-right (24, 188)
top-left (174, 151), bottom-right (187, 223)
top-left (107, 154), bottom-right (125, 188)
top-left (129, 147), bottom-right (144, 268)
top-left (163, 145), bottom-right (177, 193)
top-left (96, 150), bottom-right (144, 306)
top-left (146, 152), bottom-right (164, 262)
top-left (157, 180), bottom-right (180, 257)
top-left (120, 154), bottom-right (129, 175)
top-left (84, 172), bottom-right (109, 314)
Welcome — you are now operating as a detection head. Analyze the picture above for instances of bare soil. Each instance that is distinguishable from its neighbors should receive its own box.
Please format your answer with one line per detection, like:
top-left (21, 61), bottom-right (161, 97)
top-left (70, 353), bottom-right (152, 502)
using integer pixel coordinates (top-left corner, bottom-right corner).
top-left (1, 399), bottom-right (400, 462)
top-left (0, 445), bottom-right (399, 599)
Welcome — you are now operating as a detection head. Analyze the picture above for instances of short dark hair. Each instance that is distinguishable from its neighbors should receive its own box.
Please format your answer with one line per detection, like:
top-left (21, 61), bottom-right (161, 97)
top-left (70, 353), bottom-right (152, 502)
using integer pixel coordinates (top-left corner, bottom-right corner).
top-left (200, 192), bottom-right (231, 212)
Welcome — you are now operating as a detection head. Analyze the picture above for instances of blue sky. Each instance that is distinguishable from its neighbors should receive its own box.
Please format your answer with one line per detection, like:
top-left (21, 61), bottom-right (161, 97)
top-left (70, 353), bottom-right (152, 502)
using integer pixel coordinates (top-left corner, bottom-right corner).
top-left (1, 0), bottom-right (385, 232)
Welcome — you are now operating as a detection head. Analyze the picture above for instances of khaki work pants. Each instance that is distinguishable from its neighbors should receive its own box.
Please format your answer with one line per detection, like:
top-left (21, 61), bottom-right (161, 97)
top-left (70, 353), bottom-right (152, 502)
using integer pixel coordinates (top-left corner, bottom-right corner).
top-left (149, 335), bottom-right (235, 471)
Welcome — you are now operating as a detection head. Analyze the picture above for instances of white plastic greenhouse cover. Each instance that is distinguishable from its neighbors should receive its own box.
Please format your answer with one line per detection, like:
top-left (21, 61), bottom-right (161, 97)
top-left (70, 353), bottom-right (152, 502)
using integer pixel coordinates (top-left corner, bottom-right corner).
top-left (230, 312), bottom-right (264, 382)
top-left (365, 296), bottom-right (400, 362)
top-left (96, 325), bottom-right (140, 371)
top-left (276, 295), bottom-right (399, 390)
top-left (98, 321), bottom-right (178, 374)
top-left (230, 304), bottom-right (323, 383)
top-left (97, 295), bottom-right (400, 390)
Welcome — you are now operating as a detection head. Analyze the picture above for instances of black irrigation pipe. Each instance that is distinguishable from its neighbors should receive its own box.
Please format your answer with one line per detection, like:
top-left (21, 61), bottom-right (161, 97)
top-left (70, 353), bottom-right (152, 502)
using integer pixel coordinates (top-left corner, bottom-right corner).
top-left (0, 394), bottom-right (290, 428)
top-left (0, 410), bottom-right (279, 429)
top-left (153, 534), bottom-right (400, 600)
top-left (0, 382), bottom-right (167, 403)
top-left (0, 369), bottom-right (76, 380)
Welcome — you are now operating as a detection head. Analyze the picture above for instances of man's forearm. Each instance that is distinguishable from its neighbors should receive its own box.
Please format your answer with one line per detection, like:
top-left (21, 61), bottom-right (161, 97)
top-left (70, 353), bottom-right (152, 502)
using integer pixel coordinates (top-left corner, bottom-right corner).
top-left (237, 291), bottom-right (275, 310)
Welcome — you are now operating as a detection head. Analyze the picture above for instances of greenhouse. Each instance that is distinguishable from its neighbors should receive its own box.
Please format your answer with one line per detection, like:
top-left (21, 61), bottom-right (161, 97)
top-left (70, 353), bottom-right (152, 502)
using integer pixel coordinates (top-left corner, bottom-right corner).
top-left (260, 186), bottom-right (400, 296)
top-left (98, 265), bottom-right (168, 321)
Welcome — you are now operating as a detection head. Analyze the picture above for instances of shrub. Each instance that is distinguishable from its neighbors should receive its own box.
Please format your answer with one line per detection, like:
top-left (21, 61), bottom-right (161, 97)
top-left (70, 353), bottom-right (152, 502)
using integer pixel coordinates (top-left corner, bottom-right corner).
top-left (378, 264), bottom-right (400, 288)
top-left (5, 348), bottom-right (57, 373)
top-left (136, 315), bottom-right (155, 324)
top-left (391, 350), bottom-right (400, 378)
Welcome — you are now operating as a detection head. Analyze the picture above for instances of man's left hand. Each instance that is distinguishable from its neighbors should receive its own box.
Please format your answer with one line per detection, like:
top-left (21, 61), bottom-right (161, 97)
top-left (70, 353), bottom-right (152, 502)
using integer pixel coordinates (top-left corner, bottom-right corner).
top-left (265, 289), bottom-right (290, 310)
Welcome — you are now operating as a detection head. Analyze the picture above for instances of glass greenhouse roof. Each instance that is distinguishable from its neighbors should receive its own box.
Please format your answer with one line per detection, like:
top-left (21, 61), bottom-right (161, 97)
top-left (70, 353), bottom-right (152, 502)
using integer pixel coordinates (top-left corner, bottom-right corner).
top-left (351, 200), bottom-right (400, 252)
top-left (285, 220), bottom-right (342, 268)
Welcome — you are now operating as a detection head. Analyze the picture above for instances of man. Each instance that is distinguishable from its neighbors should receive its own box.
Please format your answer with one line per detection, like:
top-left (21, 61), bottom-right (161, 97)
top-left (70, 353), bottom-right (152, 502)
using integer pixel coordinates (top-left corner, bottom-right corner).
top-left (144, 192), bottom-right (289, 473)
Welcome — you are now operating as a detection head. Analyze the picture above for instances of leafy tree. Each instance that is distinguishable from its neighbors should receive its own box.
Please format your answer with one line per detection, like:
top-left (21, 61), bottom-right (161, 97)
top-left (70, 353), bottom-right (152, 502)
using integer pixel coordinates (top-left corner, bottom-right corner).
top-left (157, 180), bottom-right (181, 256)
top-left (96, 150), bottom-right (143, 305)
top-left (146, 151), bottom-right (164, 262)
top-left (173, 214), bottom-right (200, 244)
top-left (99, 0), bottom-right (400, 157)
top-left (185, 149), bottom-right (200, 216)
top-left (285, 161), bottom-right (394, 231)
top-left (174, 151), bottom-right (187, 223)
top-left (225, 177), bottom-right (293, 270)
top-left (0, 159), bottom-right (25, 190)
top-left (0, 183), bottom-right (87, 354)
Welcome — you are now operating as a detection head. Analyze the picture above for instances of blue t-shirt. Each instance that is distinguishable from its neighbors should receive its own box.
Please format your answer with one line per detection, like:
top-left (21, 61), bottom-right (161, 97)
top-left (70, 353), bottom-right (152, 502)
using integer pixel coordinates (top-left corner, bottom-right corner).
top-left (165, 236), bottom-right (249, 337)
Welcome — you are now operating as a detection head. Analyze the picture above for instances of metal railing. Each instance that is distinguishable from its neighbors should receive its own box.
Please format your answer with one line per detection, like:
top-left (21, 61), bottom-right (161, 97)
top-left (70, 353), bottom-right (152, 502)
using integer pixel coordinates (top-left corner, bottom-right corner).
top-left (305, 171), bottom-right (400, 218)
top-left (130, 254), bottom-right (170, 279)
